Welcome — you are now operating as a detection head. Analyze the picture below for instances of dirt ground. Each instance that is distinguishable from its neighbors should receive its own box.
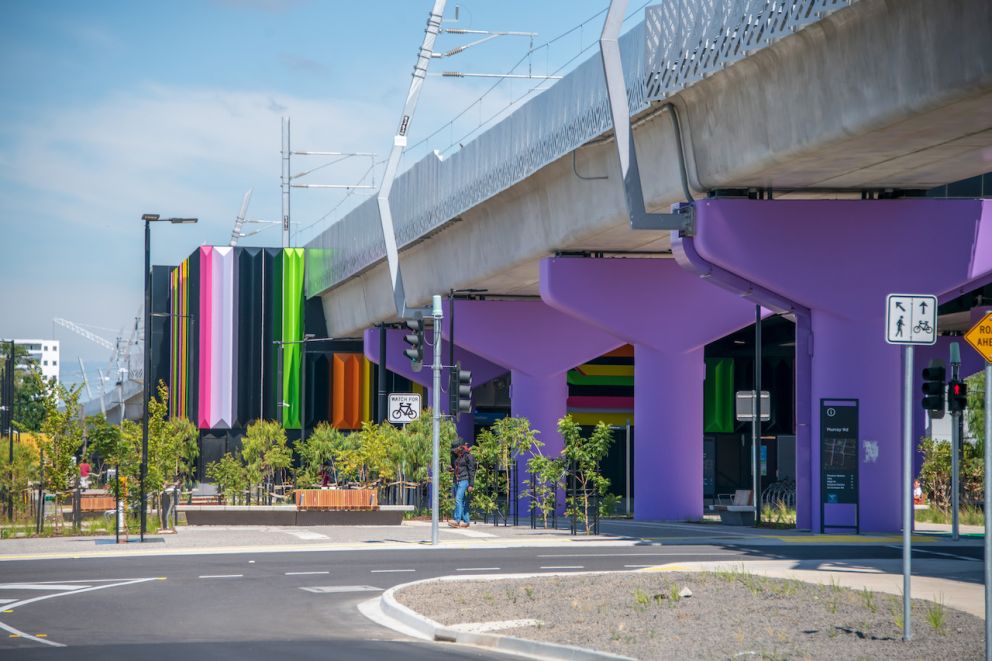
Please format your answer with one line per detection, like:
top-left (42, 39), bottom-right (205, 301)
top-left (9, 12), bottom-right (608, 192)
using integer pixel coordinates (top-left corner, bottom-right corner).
top-left (397, 569), bottom-right (984, 660)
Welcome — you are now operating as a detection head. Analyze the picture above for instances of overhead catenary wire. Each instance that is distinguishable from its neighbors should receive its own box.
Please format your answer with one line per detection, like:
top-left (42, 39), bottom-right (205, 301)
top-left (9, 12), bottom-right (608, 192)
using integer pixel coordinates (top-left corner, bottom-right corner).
top-left (297, 2), bottom-right (649, 244)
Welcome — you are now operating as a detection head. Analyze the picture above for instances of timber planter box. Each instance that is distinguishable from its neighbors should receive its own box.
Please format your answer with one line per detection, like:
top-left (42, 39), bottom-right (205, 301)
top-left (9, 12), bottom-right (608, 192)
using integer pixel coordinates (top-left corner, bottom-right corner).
top-left (295, 489), bottom-right (378, 511)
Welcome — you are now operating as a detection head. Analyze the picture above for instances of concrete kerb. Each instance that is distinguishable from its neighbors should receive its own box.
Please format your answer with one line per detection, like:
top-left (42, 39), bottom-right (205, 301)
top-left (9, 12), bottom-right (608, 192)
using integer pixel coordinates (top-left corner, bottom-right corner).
top-left (370, 560), bottom-right (985, 656)
top-left (376, 572), bottom-right (636, 661)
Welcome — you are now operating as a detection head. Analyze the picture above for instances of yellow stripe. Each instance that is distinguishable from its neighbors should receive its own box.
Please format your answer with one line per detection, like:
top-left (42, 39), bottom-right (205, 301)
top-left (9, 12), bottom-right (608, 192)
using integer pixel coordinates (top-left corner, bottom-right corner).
top-left (775, 534), bottom-right (933, 543)
top-left (576, 364), bottom-right (634, 377)
top-left (568, 412), bottom-right (633, 427)
top-left (361, 357), bottom-right (372, 423)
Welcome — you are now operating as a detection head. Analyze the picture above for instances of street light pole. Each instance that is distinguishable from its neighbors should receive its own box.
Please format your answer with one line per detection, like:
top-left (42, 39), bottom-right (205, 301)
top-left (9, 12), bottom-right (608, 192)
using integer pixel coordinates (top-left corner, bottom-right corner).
top-left (140, 214), bottom-right (197, 542)
top-left (141, 217), bottom-right (150, 542)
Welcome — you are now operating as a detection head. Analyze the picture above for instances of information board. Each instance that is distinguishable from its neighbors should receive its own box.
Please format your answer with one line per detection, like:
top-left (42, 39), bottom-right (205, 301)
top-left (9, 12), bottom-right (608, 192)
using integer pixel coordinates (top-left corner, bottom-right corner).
top-left (820, 399), bottom-right (859, 533)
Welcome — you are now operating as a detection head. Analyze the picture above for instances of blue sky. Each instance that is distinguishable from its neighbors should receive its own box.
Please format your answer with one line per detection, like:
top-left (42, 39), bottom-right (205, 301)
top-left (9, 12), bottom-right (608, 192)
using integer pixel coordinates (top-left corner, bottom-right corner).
top-left (0, 0), bottom-right (645, 388)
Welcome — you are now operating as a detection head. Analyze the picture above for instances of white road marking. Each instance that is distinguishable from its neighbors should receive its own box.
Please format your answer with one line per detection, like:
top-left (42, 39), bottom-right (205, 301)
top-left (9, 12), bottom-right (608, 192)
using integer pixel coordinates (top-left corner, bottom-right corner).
top-left (285, 571), bottom-right (330, 576)
top-left (537, 552), bottom-right (740, 558)
top-left (0, 584), bottom-right (89, 591)
top-left (456, 567), bottom-right (500, 572)
top-left (0, 577), bottom-right (159, 648)
top-left (198, 574), bottom-right (243, 579)
top-left (370, 569), bottom-right (415, 573)
top-left (283, 530), bottom-right (330, 540)
top-left (443, 527), bottom-right (497, 538)
top-left (539, 565), bottom-right (584, 570)
top-left (300, 585), bottom-right (381, 593)
top-left (886, 545), bottom-right (979, 562)
top-left (0, 599), bottom-right (14, 605)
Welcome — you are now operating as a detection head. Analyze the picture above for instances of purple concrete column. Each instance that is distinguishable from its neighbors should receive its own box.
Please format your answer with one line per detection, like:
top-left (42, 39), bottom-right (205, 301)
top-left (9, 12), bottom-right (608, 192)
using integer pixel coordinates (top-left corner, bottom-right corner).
top-left (444, 299), bottom-right (622, 508)
top-left (634, 346), bottom-right (705, 519)
top-left (690, 198), bottom-right (992, 532)
top-left (511, 372), bottom-right (568, 459)
top-left (540, 257), bottom-right (758, 521)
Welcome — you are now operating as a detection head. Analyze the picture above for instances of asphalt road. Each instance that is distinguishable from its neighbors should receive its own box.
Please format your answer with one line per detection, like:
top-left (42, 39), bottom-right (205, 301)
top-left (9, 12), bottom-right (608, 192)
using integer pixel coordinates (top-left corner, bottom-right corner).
top-left (0, 542), bottom-right (981, 660)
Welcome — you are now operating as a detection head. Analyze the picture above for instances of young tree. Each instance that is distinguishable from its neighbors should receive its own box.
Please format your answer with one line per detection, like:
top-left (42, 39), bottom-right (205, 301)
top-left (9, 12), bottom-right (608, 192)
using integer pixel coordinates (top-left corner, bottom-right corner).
top-left (475, 417), bottom-right (540, 520)
top-left (335, 421), bottom-right (399, 488)
top-left (398, 412), bottom-right (457, 515)
top-left (295, 423), bottom-right (352, 486)
top-left (0, 435), bottom-right (39, 518)
top-left (38, 382), bottom-right (85, 526)
top-left (242, 419), bottom-right (293, 500)
top-left (206, 452), bottom-right (248, 505)
top-left (559, 416), bottom-right (615, 534)
top-left (524, 451), bottom-right (564, 529)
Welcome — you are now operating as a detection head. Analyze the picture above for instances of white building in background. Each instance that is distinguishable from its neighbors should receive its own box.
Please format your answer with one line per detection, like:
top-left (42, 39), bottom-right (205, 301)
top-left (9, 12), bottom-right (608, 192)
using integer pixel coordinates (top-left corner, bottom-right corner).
top-left (12, 339), bottom-right (60, 382)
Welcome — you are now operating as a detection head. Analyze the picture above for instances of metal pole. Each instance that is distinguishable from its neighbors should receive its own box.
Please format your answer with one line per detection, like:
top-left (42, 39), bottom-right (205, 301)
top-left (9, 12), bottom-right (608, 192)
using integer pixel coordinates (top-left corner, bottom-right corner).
top-left (6, 340), bottom-right (13, 520)
top-left (625, 419), bottom-right (631, 517)
top-left (983, 363), bottom-right (990, 661)
top-left (903, 345), bottom-right (914, 641)
top-left (951, 343), bottom-right (961, 541)
top-left (115, 463), bottom-right (120, 544)
top-left (301, 341), bottom-right (307, 446)
top-left (282, 117), bottom-right (291, 248)
top-left (753, 305), bottom-right (762, 525)
top-left (431, 295), bottom-right (443, 546)
top-left (37, 448), bottom-right (44, 534)
top-left (140, 218), bottom-right (150, 542)
top-left (377, 325), bottom-right (387, 423)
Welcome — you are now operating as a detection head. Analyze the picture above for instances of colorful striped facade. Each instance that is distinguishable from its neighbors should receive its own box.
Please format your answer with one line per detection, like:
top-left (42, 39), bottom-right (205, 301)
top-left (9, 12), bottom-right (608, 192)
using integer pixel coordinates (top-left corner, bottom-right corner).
top-left (167, 246), bottom-right (372, 432)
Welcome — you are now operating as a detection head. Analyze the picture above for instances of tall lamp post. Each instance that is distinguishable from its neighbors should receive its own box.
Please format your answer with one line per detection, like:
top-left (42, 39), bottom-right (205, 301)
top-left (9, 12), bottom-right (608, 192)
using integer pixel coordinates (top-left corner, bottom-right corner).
top-left (140, 213), bottom-right (197, 542)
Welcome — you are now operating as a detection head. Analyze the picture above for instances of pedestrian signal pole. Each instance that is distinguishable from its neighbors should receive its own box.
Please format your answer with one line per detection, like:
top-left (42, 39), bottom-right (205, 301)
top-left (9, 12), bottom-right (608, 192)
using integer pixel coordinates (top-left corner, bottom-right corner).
top-left (431, 295), bottom-right (443, 546)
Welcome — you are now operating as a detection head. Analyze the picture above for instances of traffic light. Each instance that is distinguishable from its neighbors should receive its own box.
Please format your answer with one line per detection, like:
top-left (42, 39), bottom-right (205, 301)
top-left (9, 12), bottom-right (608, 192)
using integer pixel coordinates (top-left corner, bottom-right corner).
top-left (449, 361), bottom-right (472, 421)
top-left (948, 379), bottom-right (968, 413)
top-left (403, 318), bottom-right (424, 372)
top-left (920, 362), bottom-right (946, 418)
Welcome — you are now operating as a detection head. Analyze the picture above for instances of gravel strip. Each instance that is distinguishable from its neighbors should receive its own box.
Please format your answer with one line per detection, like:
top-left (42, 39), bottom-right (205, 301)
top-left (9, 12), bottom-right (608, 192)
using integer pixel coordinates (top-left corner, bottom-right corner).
top-left (396, 570), bottom-right (983, 660)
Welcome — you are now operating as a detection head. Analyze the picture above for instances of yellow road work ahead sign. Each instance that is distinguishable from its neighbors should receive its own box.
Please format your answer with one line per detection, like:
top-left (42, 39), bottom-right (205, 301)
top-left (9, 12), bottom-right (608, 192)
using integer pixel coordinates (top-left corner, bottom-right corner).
top-left (964, 311), bottom-right (992, 364)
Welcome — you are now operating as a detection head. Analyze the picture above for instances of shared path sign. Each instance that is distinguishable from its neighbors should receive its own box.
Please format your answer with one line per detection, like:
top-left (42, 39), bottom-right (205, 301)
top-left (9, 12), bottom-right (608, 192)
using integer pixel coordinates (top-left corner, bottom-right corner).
top-left (885, 293), bottom-right (937, 345)
top-left (964, 311), bottom-right (992, 364)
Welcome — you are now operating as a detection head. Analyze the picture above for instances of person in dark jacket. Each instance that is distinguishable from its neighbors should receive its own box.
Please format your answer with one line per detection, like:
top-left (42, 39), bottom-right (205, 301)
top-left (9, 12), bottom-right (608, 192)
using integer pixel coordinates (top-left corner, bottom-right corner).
top-left (450, 442), bottom-right (477, 528)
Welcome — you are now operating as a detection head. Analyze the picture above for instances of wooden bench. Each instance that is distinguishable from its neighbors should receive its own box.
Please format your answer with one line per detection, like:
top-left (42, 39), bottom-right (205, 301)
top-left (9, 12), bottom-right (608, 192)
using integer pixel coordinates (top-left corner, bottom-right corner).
top-left (80, 495), bottom-right (116, 512)
top-left (295, 489), bottom-right (378, 511)
top-left (713, 490), bottom-right (755, 526)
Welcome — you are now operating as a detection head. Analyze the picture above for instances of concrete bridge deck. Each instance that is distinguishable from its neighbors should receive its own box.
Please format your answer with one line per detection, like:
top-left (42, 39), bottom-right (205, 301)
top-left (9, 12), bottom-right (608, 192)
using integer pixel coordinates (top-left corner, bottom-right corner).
top-left (308, 0), bottom-right (992, 337)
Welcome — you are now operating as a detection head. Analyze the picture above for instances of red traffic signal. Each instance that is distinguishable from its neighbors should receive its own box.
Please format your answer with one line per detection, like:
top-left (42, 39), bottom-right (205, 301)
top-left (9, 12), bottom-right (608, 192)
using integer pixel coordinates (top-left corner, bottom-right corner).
top-left (948, 379), bottom-right (968, 412)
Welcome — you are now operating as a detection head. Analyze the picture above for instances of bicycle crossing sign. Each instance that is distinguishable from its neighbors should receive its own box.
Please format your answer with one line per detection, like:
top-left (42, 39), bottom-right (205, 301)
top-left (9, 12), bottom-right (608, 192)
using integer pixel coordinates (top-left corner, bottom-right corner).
top-left (885, 293), bottom-right (937, 345)
top-left (388, 393), bottom-right (421, 424)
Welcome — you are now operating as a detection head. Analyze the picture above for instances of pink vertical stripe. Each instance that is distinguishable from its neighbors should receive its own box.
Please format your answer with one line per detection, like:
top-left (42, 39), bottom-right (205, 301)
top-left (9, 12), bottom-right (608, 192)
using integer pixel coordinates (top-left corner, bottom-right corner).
top-left (198, 246), bottom-right (213, 429)
top-left (210, 247), bottom-right (234, 429)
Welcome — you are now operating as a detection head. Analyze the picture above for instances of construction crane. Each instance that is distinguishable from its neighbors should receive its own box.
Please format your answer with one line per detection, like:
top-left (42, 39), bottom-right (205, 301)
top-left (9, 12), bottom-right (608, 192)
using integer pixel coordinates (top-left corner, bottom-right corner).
top-left (52, 318), bottom-right (115, 351)
top-left (52, 310), bottom-right (144, 386)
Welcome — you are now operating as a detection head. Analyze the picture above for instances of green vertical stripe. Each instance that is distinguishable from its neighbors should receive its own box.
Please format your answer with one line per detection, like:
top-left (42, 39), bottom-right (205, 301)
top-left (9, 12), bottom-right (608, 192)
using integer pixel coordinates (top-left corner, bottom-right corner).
top-left (704, 357), bottom-right (734, 433)
top-left (282, 248), bottom-right (304, 429)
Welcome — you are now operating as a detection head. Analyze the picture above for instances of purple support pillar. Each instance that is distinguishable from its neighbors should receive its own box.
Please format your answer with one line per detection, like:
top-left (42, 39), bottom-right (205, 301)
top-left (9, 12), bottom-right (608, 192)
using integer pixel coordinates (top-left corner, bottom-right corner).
top-left (541, 257), bottom-right (758, 521)
top-left (445, 300), bottom-right (622, 505)
top-left (686, 198), bottom-right (992, 532)
top-left (363, 328), bottom-right (506, 443)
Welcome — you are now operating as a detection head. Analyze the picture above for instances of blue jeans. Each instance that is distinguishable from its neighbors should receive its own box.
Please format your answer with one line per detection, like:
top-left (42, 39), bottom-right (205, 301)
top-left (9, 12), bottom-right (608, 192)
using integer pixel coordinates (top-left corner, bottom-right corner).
top-left (453, 479), bottom-right (471, 524)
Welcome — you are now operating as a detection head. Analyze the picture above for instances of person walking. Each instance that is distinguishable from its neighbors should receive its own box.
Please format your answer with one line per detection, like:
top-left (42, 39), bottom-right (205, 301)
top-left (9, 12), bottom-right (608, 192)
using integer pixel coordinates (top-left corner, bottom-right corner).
top-left (450, 442), bottom-right (477, 528)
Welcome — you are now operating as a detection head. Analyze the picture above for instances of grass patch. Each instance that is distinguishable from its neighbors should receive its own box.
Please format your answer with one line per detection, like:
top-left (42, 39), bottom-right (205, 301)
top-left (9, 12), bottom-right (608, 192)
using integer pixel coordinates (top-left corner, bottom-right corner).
top-left (758, 501), bottom-right (797, 529)
top-left (915, 505), bottom-right (984, 527)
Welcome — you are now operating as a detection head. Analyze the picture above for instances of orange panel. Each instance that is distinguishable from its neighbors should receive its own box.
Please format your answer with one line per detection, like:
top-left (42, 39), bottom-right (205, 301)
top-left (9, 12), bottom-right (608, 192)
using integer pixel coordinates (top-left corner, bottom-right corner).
top-left (332, 354), bottom-right (346, 428)
top-left (332, 353), bottom-right (364, 430)
top-left (344, 354), bottom-right (361, 429)
top-left (602, 344), bottom-right (634, 358)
